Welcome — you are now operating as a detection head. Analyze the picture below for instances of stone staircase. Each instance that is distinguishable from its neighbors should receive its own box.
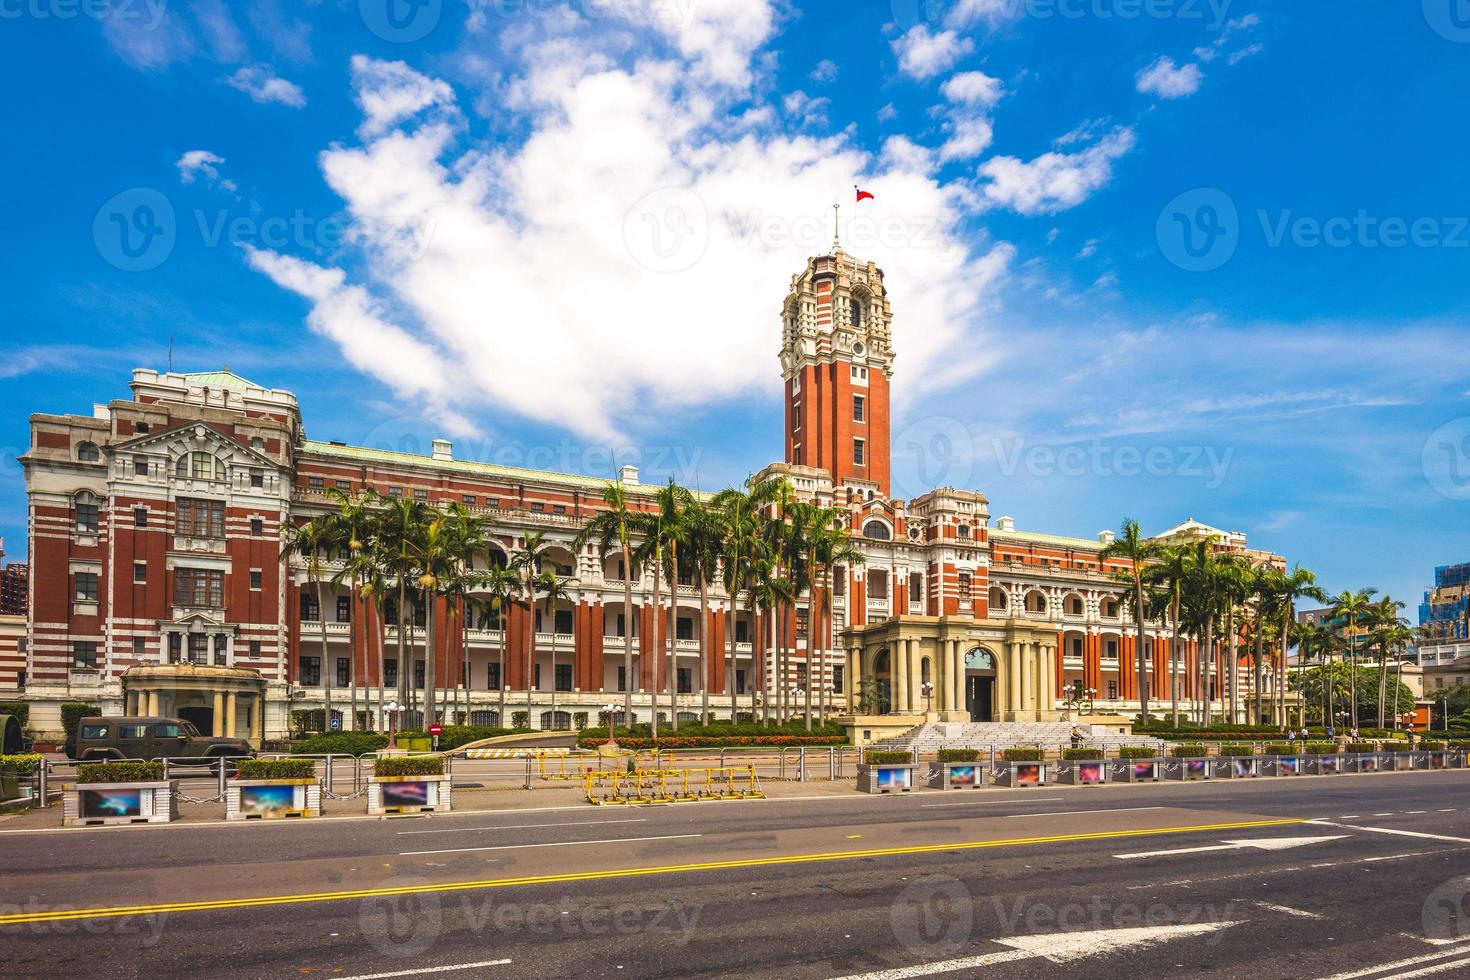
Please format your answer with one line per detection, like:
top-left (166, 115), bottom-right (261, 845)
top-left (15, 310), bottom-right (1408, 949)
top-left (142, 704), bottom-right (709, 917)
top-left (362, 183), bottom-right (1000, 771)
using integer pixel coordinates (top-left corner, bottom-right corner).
top-left (874, 721), bottom-right (1163, 755)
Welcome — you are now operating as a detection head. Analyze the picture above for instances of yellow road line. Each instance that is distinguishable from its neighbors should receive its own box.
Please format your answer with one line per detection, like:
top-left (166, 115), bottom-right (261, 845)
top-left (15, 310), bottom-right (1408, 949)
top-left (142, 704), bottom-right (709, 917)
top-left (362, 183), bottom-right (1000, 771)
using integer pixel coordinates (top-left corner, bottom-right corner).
top-left (0, 817), bottom-right (1302, 926)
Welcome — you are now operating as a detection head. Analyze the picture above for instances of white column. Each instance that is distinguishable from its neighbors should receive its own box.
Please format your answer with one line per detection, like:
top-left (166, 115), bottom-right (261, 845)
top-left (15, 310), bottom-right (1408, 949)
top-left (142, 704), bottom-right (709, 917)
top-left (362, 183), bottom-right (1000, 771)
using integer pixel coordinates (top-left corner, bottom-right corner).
top-left (225, 691), bottom-right (238, 738)
top-left (950, 640), bottom-right (966, 716)
top-left (893, 639), bottom-right (908, 714)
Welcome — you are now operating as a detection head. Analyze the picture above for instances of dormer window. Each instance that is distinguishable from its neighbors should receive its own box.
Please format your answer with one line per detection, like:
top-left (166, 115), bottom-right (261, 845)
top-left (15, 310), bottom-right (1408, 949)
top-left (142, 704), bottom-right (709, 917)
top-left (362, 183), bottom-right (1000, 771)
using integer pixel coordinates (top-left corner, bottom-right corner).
top-left (176, 452), bottom-right (226, 481)
top-left (77, 442), bottom-right (100, 462)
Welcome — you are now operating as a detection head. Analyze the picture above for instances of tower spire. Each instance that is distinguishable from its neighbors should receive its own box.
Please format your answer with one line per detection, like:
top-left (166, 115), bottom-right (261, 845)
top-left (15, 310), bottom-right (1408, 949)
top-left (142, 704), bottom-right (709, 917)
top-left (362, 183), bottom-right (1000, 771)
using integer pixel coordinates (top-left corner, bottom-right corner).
top-left (832, 200), bottom-right (841, 251)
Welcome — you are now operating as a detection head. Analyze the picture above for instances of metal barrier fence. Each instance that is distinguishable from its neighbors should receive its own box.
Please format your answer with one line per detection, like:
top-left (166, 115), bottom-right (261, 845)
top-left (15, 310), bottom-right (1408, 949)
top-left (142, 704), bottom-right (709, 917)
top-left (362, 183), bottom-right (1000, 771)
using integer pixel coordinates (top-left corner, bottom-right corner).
top-left (584, 766), bottom-right (764, 805)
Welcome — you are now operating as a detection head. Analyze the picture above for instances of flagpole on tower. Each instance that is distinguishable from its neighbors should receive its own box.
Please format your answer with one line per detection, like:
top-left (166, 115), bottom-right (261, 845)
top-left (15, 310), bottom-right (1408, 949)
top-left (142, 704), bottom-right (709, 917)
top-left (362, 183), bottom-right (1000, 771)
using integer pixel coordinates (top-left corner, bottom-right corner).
top-left (832, 200), bottom-right (841, 251)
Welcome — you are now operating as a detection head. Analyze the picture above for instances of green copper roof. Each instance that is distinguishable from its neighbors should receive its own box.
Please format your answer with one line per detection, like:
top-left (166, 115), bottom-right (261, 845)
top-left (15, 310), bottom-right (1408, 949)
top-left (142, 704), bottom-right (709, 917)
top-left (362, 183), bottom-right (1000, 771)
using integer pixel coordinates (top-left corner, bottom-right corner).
top-left (301, 439), bottom-right (713, 499)
top-left (991, 528), bottom-right (1104, 551)
top-left (181, 368), bottom-right (259, 391)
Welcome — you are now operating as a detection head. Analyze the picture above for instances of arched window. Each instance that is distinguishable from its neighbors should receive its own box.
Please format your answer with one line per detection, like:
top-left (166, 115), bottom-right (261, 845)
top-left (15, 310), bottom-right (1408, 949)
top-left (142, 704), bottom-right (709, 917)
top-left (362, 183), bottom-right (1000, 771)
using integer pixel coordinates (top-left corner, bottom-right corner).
top-left (77, 442), bottom-right (100, 462)
top-left (957, 524), bottom-right (971, 539)
top-left (175, 452), bottom-right (225, 481)
top-left (989, 587), bottom-right (1008, 611)
top-left (862, 520), bottom-right (891, 540)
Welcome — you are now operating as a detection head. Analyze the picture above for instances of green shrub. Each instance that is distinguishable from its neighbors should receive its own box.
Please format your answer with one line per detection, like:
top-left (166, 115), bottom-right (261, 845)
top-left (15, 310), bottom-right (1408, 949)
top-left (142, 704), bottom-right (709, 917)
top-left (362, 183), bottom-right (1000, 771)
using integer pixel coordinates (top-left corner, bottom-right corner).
top-left (290, 732), bottom-right (389, 756)
top-left (1170, 745), bottom-right (1208, 758)
top-left (77, 761), bottom-right (164, 783)
top-left (1304, 743), bottom-right (1337, 755)
top-left (1002, 748), bottom-right (1044, 761)
top-left (61, 701), bottom-right (100, 745)
top-left (1449, 740), bottom-right (1470, 751)
top-left (1265, 743), bottom-right (1293, 755)
top-left (512, 711), bottom-right (530, 728)
top-left (237, 758), bottom-right (317, 780)
top-left (0, 702), bottom-right (30, 728)
top-left (1346, 741), bottom-right (1377, 753)
top-left (1420, 740), bottom-right (1446, 750)
top-left (1118, 746), bottom-right (1157, 759)
top-left (374, 756), bottom-right (444, 777)
top-left (864, 750), bottom-right (912, 765)
top-left (573, 712), bottom-right (588, 731)
top-left (1216, 744), bottom-right (1256, 756)
top-left (938, 748), bottom-right (980, 763)
top-left (0, 753), bottom-right (43, 775)
top-left (1062, 747), bottom-right (1103, 760)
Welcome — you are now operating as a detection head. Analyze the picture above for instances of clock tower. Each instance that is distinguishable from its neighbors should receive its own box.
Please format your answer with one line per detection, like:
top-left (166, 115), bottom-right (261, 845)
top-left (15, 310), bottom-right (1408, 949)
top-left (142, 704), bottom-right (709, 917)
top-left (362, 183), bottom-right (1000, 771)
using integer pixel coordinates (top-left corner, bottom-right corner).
top-left (780, 246), bottom-right (894, 498)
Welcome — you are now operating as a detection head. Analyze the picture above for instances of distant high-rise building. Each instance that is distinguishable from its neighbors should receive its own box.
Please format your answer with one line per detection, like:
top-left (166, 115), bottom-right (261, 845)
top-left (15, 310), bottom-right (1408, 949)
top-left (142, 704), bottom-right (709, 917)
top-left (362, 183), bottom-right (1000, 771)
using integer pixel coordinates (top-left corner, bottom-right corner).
top-left (1412, 563), bottom-right (1470, 679)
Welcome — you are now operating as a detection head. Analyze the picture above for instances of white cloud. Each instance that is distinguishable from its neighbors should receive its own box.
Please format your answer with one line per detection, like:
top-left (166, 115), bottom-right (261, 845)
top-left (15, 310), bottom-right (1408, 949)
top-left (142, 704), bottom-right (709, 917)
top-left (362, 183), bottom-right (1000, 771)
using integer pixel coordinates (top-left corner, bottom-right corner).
top-left (941, 70), bottom-right (1004, 108)
top-left (225, 64), bottom-right (306, 107)
top-left (1076, 239), bottom-right (1098, 259)
top-left (1135, 56), bottom-right (1203, 99)
top-left (892, 26), bottom-right (973, 80)
top-left (175, 150), bottom-right (236, 192)
top-left (877, 103), bottom-right (899, 122)
top-left (810, 59), bottom-right (838, 84)
top-left (782, 90), bottom-right (830, 128)
top-left (248, 10), bottom-right (1013, 439)
top-left (943, 0), bottom-right (1022, 30)
top-left (1195, 13), bottom-right (1264, 65)
top-left (939, 115), bottom-right (994, 162)
top-left (979, 127), bottom-right (1137, 215)
top-left (1228, 43), bottom-right (1264, 66)
top-left (351, 56), bottom-right (457, 138)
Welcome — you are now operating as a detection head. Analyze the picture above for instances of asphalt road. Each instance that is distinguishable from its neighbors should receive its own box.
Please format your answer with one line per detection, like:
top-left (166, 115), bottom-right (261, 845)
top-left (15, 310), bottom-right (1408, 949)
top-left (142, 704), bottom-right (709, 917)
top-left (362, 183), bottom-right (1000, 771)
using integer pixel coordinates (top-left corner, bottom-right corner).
top-left (5, 771), bottom-right (1470, 979)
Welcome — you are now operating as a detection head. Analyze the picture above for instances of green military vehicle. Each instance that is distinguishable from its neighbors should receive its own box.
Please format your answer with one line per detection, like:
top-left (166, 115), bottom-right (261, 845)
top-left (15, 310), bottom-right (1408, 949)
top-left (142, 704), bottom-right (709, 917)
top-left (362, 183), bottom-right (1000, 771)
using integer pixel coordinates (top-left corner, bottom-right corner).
top-left (71, 716), bottom-right (254, 761)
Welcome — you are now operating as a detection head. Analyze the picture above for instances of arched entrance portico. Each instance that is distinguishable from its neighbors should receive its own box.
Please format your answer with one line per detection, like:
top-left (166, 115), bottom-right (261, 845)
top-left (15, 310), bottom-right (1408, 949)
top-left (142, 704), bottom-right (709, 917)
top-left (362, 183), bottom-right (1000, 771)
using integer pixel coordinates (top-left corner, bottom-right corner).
top-left (122, 663), bottom-right (269, 747)
top-left (964, 647), bottom-right (998, 721)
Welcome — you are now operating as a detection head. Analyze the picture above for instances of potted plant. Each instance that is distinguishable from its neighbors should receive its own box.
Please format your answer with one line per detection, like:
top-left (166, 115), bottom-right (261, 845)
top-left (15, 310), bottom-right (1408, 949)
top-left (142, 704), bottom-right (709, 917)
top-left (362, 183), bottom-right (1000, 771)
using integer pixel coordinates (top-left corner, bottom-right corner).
top-left (1302, 742), bottom-right (1342, 775)
top-left (0, 753), bottom-right (41, 804)
top-left (1420, 740), bottom-right (1449, 769)
top-left (64, 761), bottom-right (175, 826)
top-left (929, 748), bottom-right (986, 790)
top-left (369, 755), bottom-right (452, 814)
top-left (993, 748), bottom-right (1047, 787)
top-left (227, 758), bottom-right (322, 820)
top-left (1110, 745), bottom-right (1163, 783)
top-left (1209, 744), bottom-right (1260, 779)
top-left (858, 750), bottom-right (917, 794)
top-left (1168, 744), bottom-right (1210, 781)
top-left (1056, 747), bottom-right (1105, 785)
top-left (1343, 740), bottom-right (1383, 773)
top-left (1264, 743), bottom-right (1300, 776)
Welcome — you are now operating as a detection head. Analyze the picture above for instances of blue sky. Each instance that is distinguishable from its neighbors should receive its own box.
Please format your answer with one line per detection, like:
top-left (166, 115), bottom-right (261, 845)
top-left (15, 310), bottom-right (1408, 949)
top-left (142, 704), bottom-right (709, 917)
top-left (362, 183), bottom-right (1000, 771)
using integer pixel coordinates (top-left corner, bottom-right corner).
top-left (2, 0), bottom-right (1468, 615)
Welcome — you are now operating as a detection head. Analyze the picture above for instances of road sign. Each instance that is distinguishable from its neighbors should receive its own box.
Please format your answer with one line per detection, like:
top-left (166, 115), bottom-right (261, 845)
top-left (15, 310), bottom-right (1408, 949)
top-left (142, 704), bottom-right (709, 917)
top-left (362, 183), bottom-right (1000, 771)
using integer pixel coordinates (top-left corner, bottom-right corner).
top-left (330, 716), bottom-right (341, 731)
top-left (428, 723), bottom-right (443, 736)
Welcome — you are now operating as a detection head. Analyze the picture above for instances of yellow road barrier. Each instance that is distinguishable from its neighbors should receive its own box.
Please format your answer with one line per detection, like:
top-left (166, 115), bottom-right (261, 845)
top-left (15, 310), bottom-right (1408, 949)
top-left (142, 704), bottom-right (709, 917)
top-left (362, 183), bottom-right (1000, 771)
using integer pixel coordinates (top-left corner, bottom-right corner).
top-left (584, 765), bottom-right (764, 805)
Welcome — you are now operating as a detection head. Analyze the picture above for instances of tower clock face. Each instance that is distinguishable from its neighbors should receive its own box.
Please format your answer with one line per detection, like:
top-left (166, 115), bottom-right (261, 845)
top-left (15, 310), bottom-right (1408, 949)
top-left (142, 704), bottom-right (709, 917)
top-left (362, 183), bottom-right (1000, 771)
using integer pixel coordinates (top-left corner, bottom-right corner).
top-left (852, 341), bottom-right (865, 356)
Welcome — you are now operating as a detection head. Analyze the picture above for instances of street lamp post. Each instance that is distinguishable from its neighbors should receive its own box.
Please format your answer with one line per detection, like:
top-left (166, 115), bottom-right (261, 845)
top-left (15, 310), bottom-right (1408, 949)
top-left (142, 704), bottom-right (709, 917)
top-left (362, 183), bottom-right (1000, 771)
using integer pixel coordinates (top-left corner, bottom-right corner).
top-left (921, 681), bottom-right (934, 719)
top-left (601, 702), bottom-right (620, 754)
top-left (383, 700), bottom-right (402, 752)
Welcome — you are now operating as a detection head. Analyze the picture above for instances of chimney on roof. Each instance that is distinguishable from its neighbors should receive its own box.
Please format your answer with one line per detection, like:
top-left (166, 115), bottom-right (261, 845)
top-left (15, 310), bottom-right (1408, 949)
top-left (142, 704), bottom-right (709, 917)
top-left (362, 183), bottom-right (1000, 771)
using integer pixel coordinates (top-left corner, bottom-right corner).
top-left (431, 438), bottom-right (453, 461)
top-left (619, 464), bottom-right (639, 485)
top-left (995, 516), bottom-right (1015, 532)
top-left (1098, 529), bottom-right (1116, 545)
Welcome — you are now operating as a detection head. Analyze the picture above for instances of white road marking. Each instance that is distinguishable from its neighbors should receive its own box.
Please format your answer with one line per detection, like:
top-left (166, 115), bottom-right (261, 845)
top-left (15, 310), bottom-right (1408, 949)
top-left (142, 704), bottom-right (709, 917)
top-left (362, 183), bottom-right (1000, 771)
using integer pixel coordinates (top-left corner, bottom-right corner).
top-left (1317, 942), bottom-right (1470, 979)
top-left (397, 818), bottom-right (646, 836)
top-left (1308, 821), bottom-right (1470, 844)
top-left (1005, 806), bottom-right (1165, 819)
top-left (1380, 955), bottom-right (1470, 978)
top-left (921, 797), bottom-right (1064, 809)
top-left (1115, 836), bottom-right (1347, 860)
top-left (400, 833), bottom-right (701, 856)
top-left (1131, 849), bottom-right (1458, 890)
top-left (1255, 901), bottom-right (1324, 919)
top-left (830, 922), bottom-right (1240, 978)
top-left (334, 959), bottom-right (512, 979)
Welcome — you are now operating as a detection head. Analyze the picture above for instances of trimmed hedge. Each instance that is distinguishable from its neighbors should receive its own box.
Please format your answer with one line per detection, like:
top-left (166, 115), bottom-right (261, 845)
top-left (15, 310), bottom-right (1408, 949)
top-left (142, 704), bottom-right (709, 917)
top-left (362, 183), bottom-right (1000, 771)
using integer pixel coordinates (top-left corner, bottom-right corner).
top-left (1305, 743), bottom-right (1337, 755)
top-left (1420, 740), bottom-right (1447, 750)
top-left (1216, 744), bottom-right (1255, 756)
top-left (0, 702), bottom-right (30, 728)
top-left (0, 753), bottom-right (43, 775)
top-left (1170, 745), bottom-right (1208, 758)
top-left (1346, 741), bottom-right (1377, 753)
top-left (290, 732), bottom-right (389, 756)
top-left (1265, 744), bottom-right (1294, 755)
top-left (1062, 748), bottom-right (1103, 760)
top-left (938, 748), bottom-right (980, 763)
top-left (77, 761), bottom-right (164, 783)
top-left (237, 758), bottom-right (317, 780)
top-left (864, 750), bottom-right (912, 765)
top-left (398, 725), bottom-right (529, 750)
top-left (1002, 748), bottom-right (1043, 761)
top-left (1118, 746), bottom-right (1157, 759)
top-left (374, 756), bottom-right (444, 777)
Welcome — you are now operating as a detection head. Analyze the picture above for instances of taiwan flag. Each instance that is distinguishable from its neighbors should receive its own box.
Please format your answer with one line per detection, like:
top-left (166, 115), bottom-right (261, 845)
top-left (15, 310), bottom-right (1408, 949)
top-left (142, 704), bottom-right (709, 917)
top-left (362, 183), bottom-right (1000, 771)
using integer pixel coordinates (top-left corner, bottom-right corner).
top-left (854, 186), bottom-right (874, 202)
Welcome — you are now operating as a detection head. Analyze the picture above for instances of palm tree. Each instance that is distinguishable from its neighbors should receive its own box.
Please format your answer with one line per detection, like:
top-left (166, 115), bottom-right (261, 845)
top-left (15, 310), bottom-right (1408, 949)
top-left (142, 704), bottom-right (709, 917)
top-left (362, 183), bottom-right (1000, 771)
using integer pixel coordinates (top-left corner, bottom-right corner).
top-left (1145, 545), bottom-right (1189, 727)
top-left (762, 480), bottom-right (804, 722)
top-left (412, 514), bottom-right (465, 728)
top-left (714, 477), bottom-right (779, 722)
top-left (324, 486), bottom-right (377, 731)
top-left (535, 570), bottom-right (578, 729)
top-left (376, 496), bottom-right (429, 720)
top-left (441, 503), bottom-right (494, 722)
top-left (635, 480), bottom-right (692, 733)
top-left (814, 518), bottom-right (864, 724)
top-left (476, 563), bottom-right (519, 727)
top-left (281, 516), bottom-right (339, 732)
top-left (1330, 588), bottom-right (1378, 730)
top-left (1100, 519), bottom-right (1162, 723)
top-left (680, 495), bottom-right (724, 726)
top-left (574, 481), bottom-right (644, 731)
top-left (1274, 566), bottom-right (1326, 727)
top-left (512, 531), bottom-right (553, 725)
top-left (1216, 555), bottom-right (1252, 724)
top-left (1367, 596), bottom-right (1407, 727)
top-left (746, 558), bottom-right (793, 726)
top-left (787, 501), bottom-right (837, 730)
top-left (1180, 540), bottom-right (1224, 724)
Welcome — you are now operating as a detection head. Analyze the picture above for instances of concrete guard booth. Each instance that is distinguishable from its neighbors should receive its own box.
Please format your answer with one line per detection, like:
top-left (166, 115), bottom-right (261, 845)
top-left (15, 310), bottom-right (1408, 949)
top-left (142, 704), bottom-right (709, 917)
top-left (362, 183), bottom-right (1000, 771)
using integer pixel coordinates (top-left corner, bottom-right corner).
top-left (837, 616), bottom-right (1064, 745)
top-left (121, 663), bottom-right (268, 747)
